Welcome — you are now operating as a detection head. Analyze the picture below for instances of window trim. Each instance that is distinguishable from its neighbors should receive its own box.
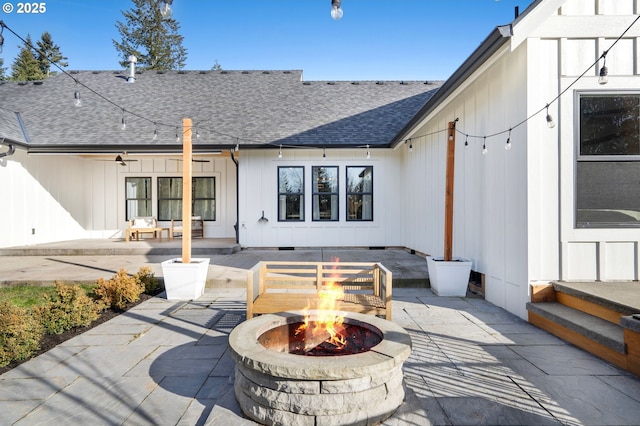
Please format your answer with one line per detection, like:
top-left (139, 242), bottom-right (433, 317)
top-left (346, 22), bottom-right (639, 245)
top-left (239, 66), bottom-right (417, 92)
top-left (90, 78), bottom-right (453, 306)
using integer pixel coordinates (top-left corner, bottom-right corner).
top-left (278, 166), bottom-right (305, 222)
top-left (157, 176), bottom-right (216, 221)
top-left (312, 165), bottom-right (339, 222)
top-left (125, 177), bottom-right (152, 221)
top-left (574, 90), bottom-right (640, 229)
top-left (346, 165), bottom-right (374, 222)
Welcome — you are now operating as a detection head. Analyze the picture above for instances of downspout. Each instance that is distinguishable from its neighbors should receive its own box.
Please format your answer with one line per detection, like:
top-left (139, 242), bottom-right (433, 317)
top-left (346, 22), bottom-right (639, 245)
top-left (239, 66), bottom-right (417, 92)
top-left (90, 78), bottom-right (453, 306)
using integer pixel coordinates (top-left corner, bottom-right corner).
top-left (230, 148), bottom-right (239, 244)
top-left (0, 138), bottom-right (16, 158)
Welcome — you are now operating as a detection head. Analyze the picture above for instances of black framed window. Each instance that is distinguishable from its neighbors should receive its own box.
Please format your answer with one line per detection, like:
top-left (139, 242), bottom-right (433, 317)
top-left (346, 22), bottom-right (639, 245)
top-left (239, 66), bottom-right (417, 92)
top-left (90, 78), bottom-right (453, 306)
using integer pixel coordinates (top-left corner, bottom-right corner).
top-left (312, 166), bottom-right (338, 221)
top-left (346, 166), bottom-right (373, 221)
top-left (576, 93), bottom-right (640, 228)
top-left (158, 177), bottom-right (216, 221)
top-left (125, 177), bottom-right (152, 220)
top-left (278, 166), bottom-right (304, 221)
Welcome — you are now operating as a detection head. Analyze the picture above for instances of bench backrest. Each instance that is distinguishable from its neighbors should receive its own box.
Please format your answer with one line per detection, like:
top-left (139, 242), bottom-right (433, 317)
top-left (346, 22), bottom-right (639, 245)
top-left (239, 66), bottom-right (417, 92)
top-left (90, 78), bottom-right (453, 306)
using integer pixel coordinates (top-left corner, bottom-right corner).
top-left (248, 261), bottom-right (391, 298)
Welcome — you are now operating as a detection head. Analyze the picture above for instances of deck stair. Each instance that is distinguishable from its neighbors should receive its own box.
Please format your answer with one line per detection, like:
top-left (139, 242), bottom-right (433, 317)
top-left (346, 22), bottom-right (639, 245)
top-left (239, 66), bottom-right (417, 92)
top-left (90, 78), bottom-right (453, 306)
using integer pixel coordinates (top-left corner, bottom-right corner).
top-left (526, 281), bottom-right (640, 377)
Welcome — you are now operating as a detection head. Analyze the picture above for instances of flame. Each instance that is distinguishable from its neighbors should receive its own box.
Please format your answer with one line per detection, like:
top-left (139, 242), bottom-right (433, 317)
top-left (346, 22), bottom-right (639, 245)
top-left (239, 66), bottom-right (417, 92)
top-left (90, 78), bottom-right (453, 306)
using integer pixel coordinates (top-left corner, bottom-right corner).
top-left (295, 259), bottom-right (346, 352)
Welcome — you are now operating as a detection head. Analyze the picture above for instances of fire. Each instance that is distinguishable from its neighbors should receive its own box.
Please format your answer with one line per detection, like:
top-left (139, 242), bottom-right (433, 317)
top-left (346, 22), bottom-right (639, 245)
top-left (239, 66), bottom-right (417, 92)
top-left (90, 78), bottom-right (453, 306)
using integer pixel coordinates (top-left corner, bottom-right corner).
top-left (295, 259), bottom-right (346, 352)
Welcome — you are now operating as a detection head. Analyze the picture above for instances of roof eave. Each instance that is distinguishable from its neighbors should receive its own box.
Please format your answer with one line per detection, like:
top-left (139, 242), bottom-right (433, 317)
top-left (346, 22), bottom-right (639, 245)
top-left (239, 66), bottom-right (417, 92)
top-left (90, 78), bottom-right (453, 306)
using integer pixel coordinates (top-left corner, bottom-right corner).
top-left (391, 27), bottom-right (511, 147)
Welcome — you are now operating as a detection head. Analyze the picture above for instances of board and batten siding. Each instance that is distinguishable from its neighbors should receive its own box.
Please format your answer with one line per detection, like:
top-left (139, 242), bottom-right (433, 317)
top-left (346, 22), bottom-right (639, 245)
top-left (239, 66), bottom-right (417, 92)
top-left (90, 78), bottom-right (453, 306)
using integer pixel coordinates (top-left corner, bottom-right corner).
top-left (400, 41), bottom-right (530, 318)
top-left (238, 149), bottom-right (404, 248)
top-left (0, 153), bottom-right (237, 248)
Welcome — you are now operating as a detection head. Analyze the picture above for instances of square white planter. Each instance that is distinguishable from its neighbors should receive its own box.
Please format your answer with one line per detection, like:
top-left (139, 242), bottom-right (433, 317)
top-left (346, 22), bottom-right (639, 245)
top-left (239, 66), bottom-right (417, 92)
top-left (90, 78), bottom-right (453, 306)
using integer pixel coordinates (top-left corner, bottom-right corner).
top-left (161, 258), bottom-right (210, 300)
top-left (426, 256), bottom-right (472, 297)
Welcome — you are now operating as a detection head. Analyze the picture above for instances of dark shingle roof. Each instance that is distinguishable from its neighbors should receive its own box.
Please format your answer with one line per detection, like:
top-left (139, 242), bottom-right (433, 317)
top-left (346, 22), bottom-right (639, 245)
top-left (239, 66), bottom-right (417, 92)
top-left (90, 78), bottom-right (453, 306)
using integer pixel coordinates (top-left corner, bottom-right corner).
top-left (1, 70), bottom-right (442, 152)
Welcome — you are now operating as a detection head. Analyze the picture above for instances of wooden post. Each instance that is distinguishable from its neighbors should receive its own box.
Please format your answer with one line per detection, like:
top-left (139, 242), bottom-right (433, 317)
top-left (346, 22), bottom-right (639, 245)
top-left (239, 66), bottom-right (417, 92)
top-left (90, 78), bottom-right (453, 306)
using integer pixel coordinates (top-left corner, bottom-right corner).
top-left (182, 118), bottom-right (192, 264)
top-left (444, 121), bottom-right (456, 262)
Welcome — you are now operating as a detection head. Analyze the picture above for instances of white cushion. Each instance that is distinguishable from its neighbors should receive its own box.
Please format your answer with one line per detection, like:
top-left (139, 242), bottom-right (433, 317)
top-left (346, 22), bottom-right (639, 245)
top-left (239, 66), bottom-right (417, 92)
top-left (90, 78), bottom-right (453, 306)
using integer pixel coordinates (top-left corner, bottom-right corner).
top-left (133, 217), bottom-right (154, 228)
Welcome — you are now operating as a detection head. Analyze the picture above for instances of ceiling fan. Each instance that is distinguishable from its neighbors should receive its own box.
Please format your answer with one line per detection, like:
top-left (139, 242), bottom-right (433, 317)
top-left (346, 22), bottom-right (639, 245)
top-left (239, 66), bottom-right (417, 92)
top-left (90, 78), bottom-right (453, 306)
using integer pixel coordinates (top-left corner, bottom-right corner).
top-left (115, 154), bottom-right (138, 166)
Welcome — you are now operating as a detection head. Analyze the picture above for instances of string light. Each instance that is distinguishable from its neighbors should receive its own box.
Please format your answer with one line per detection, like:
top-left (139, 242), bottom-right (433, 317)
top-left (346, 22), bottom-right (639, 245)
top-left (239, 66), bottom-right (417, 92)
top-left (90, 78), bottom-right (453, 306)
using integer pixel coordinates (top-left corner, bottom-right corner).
top-left (152, 123), bottom-right (158, 140)
top-left (195, 129), bottom-right (200, 140)
top-left (120, 110), bottom-right (126, 130)
top-left (331, 0), bottom-right (343, 20)
top-left (545, 104), bottom-right (555, 128)
top-left (464, 134), bottom-right (469, 148)
top-left (175, 127), bottom-right (180, 142)
top-left (482, 137), bottom-right (487, 155)
top-left (323, 147), bottom-right (326, 159)
top-left (505, 129), bottom-right (512, 150)
top-left (366, 144), bottom-right (371, 159)
top-left (0, 14), bottom-right (637, 159)
top-left (278, 144), bottom-right (282, 159)
top-left (598, 51), bottom-right (608, 85)
top-left (74, 89), bottom-right (81, 107)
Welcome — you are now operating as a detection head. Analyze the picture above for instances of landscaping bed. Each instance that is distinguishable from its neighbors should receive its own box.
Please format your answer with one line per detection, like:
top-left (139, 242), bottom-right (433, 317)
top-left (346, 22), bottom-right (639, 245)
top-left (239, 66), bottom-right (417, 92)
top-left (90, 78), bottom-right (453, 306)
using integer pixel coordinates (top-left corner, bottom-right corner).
top-left (0, 268), bottom-right (161, 375)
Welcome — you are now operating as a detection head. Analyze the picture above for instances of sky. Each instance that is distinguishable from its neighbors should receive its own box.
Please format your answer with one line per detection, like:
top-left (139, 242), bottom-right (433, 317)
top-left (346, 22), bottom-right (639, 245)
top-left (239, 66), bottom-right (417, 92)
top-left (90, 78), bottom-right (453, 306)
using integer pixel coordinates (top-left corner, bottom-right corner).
top-left (1, 0), bottom-right (535, 81)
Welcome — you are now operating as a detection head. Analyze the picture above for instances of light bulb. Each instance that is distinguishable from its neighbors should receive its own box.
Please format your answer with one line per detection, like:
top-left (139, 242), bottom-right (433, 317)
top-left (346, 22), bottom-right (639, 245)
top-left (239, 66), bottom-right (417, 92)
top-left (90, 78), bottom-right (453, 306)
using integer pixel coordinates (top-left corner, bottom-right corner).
top-left (505, 138), bottom-right (512, 150)
top-left (409, 143), bottom-right (413, 152)
top-left (464, 136), bottom-right (469, 148)
top-left (152, 127), bottom-right (158, 141)
top-left (278, 145), bottom-right (283, 159)
top-left (175, 128), bottom-right (180, 142)
top-left (482, 139), bottom-right (487, 155)
top-left (74, 90), bottom-right (81, 106)
top-left (546, 113), bottom-right (555, 128)
top-left (366, 144), bottom-right (370, 159)
top-left (196, 129), bottom-right (200, 140)
top-left (598, 65), bottom-right (608, 85)
top-left (121, 116), bottom-right (126, 130)
top-left (545, 105), bottom-right (555, 128)
top-left (331, 0), bottom-right (343, 20)
top-left (159, 1), bottom-right (173, 19)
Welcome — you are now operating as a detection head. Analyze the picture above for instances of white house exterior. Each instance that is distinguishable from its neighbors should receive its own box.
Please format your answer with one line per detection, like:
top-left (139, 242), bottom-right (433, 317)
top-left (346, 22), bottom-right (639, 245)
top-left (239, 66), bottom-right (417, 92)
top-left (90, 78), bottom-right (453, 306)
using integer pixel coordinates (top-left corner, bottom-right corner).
top-left (1, 0), bottom-right (639, 320)
top-left (390, 0), bottom-right (640, 318)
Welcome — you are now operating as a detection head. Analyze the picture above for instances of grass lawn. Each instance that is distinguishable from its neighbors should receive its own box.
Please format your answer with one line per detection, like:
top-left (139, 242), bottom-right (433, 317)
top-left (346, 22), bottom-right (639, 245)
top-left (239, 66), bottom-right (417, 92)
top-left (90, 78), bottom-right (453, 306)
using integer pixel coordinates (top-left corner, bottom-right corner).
top-left (0, 285), bottom-right (95, 309)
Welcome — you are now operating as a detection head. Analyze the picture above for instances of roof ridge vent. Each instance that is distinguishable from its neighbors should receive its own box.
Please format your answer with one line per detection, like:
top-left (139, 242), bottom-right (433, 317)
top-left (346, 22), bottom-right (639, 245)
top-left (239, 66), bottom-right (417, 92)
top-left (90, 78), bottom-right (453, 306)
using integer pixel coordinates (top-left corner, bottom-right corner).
top-left (93, 71), bottom-right (101, 74)
top-left (303, 81), bottom-right (311, 85)
top-left (242, 71), bottom-right (250, 74)
top-left (351, 81), bottom-right (360, 85)
top-left (199, 70), bottom-right (207, 74)
top-left (327, 81), bottom-right (335, 85)
top-left (177, 70), bottom-right (186, 74)
top-left (376, 81), bottom-right (384, 85)
top-left (262, 71), bottom-right (271, 74)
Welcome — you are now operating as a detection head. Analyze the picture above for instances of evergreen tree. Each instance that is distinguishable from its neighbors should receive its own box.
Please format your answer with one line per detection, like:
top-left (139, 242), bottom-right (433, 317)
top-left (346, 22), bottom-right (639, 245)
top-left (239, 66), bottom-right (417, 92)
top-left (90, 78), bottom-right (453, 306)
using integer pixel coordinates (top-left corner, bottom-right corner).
top-left (211, 59), bottom-right (222, 71)
top-left (11, 35), bottom-right (45, 81)
top-left (0, 57), bottom-right (6, 80)
top-left (36, 32), bottom-right (68, 77)
top-left (113, 0), bottom-right (187, 70)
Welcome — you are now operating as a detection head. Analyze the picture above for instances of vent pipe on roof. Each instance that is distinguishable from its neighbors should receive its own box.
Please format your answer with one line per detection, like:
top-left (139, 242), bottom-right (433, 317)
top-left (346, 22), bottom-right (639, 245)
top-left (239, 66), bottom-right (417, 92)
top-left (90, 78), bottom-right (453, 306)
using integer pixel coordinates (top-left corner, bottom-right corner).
top-left (128, 55), bottom-right (137, 83)
top-left (515, 6), bottom-right (519, 18)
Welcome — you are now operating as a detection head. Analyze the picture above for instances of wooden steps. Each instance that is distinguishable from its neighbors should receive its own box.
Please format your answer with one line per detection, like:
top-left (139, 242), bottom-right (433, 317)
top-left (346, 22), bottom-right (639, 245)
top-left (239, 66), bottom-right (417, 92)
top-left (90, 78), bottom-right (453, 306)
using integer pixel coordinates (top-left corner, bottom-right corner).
top-left (527, 281), bottom-right (640, 377)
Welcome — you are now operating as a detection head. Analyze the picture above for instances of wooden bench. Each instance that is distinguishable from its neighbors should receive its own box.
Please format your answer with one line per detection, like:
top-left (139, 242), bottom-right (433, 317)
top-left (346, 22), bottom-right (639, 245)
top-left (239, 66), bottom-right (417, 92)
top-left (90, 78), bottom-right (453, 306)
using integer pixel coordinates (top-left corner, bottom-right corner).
top-left (246, 261), bottom-right (392, 320)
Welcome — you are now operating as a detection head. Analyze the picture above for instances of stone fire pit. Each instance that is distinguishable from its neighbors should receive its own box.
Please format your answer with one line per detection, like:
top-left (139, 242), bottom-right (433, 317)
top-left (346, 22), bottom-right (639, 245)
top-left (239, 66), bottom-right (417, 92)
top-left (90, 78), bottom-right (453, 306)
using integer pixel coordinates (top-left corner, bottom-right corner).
top-left (228, 310), bottom-right (412, 425)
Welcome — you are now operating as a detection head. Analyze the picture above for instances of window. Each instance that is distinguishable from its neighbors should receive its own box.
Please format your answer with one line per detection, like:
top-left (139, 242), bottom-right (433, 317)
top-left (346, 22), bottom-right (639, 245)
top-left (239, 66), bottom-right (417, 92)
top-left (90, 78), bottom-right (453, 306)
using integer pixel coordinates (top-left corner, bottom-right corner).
top-left (125, 177), bottom-right (151, 220)
top-left (158, 177), bottom-right (216, 221)
top-left (278, 167), bottom-right (304, 221)
top-left (576, 93), bottom-right (640, 228)
top-left (312, 166), bottom-right (338, 221)
top-left (346, 166), bottom-right (373, 221)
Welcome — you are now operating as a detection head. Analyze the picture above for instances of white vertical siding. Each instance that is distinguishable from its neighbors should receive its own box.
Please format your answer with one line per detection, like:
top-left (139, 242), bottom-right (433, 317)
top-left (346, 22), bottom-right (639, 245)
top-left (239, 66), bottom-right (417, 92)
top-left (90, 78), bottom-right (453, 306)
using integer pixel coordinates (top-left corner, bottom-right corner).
top-left (238, 149), bottom-right (403, 248)
top-left (0, 153), bottom-right (236, 247)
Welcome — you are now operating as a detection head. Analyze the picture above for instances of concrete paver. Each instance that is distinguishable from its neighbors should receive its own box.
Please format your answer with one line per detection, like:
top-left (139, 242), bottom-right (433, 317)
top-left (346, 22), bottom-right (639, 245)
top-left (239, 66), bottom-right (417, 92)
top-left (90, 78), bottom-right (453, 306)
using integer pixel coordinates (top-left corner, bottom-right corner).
top-left (1, 248), bottom-right (640, 424)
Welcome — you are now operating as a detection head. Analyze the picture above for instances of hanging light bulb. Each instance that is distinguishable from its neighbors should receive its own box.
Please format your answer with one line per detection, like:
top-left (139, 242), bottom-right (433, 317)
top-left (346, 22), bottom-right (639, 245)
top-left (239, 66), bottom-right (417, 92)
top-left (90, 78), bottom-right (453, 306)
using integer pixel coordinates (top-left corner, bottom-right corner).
top-left (120, 110), bottom-right (126, 130)
top-left (505, 129), bottom-right (512, 150)
top-left (409, 142), bottom-right (413, 152)
top-left (323, 147), bottom-right (326, 159)
top-left (482, 138), bottom-right (487, 155)
top-left (331, 0), bottom-right (343, 20)
top-left (159, 0), bottom-right (173, 19)
top-left (545, 104), bottom-right (555, 128)
top-left (598, 52), bottom-right (608, 85)
top-left (366, 144), bottom-right (371, 159)
top-left (152, 124), bottom-right (158, 141)
top-left (74, 90), bottom-right (81, 107)
top-left (175, 127), bottom-right (180, 142)
top-left (464, 135), bottom-right (469, 148)
top-left (278, 145), bottom-right (283, 159)
top-left (235, 143), bottom-right (239, 152)
top-left (195, 129), bottom-right (200, 140)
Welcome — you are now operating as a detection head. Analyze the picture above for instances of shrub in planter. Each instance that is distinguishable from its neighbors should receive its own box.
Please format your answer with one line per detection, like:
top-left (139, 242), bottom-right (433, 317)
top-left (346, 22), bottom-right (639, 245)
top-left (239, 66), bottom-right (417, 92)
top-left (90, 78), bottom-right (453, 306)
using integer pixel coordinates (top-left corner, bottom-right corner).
top-left (135, 266), bottom-right (160, 294)
top-left (0, 301), bottom-right (43, 367)
top-left (95, 269), bottom-right (145, 310)
top-left (34, 282), bottom-right (102, 335)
